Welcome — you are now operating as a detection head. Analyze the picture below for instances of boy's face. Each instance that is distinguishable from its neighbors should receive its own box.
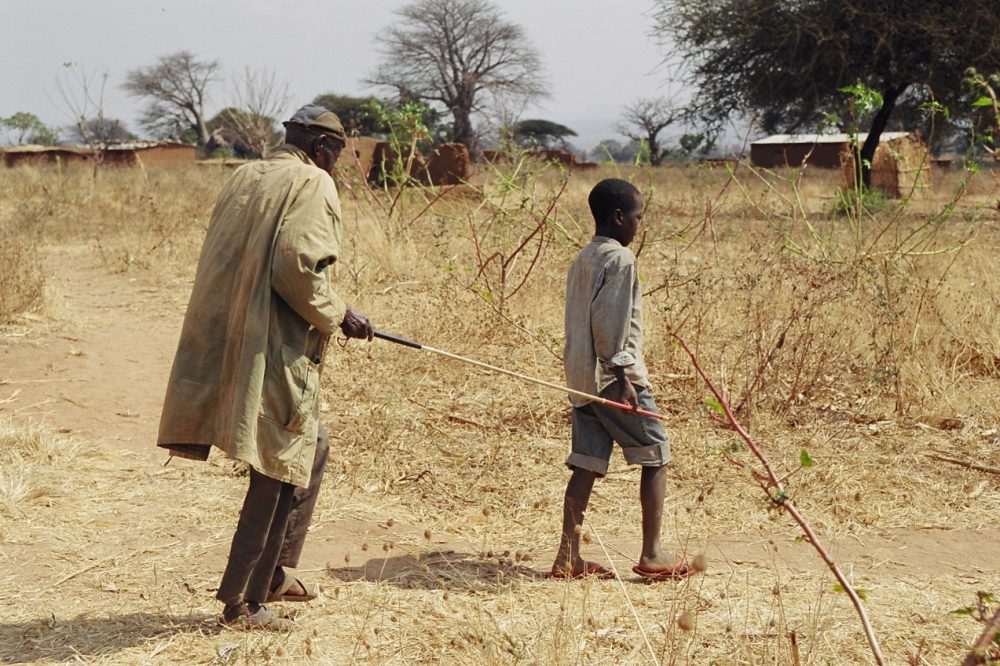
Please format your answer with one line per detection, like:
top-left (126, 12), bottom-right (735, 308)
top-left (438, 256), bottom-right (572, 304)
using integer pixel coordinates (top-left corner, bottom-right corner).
top-left (614, 195), bottom-right (643, 247)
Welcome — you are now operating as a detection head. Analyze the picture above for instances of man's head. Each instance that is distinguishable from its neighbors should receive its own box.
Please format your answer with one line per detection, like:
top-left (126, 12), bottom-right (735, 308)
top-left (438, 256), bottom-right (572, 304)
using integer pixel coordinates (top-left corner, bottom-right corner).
top-left (283, 104), bottom-right (347, 174)
top-left (588, 178), bottom-right (643, 246)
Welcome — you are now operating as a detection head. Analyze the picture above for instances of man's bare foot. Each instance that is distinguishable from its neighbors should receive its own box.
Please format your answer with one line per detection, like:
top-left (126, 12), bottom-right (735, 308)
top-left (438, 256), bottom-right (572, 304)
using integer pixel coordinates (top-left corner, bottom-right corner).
top-left (632, 553), bottom-right (691, 580)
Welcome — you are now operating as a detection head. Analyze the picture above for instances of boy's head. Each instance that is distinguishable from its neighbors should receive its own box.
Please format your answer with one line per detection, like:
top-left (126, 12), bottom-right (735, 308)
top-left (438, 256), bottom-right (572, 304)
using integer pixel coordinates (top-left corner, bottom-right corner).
top-left (588, 178), bottom-right (643, 246)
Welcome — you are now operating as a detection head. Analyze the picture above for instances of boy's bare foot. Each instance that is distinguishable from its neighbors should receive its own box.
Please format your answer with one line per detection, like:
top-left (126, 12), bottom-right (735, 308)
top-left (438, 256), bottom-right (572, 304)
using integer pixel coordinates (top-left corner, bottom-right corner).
top-left (632, 554), bottom-right (691, 581)
top-left (547, 560), bottom-right (616, 580)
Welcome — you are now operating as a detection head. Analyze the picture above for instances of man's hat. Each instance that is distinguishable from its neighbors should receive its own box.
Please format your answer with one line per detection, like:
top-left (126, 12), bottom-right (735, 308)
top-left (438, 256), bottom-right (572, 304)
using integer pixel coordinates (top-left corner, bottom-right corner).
top-left (283, 104), bottom-right (346, 142)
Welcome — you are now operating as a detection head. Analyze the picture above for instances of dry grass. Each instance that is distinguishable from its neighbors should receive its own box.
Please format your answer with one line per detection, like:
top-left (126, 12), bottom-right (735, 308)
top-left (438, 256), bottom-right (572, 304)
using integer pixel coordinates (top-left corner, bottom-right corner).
top-left (0, 227), bottom-right (45, 323)
top-left (0, 159), bottom-right (999, 664)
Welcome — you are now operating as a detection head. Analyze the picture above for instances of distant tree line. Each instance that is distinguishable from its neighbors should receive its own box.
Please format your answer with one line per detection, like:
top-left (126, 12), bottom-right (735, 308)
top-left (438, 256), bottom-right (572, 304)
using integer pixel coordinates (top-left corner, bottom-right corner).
top-left (6, 0), bottom-right (999, 173)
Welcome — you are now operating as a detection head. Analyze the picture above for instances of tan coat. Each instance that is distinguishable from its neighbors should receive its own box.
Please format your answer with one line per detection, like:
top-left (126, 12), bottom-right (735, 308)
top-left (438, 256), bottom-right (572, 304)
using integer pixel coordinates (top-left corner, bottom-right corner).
top-left (158, 145), bottom-right (347, 487)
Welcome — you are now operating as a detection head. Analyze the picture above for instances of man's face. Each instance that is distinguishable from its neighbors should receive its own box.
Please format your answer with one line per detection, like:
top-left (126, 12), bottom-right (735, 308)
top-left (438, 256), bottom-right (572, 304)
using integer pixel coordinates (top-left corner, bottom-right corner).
top-left (313, 135), bottom-right (345, 174)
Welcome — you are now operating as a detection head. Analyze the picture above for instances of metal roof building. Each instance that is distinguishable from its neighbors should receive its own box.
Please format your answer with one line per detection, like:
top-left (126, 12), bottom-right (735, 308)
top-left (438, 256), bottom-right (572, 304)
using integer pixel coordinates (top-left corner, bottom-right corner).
top-left (750, 132), bottom-right (911, 168)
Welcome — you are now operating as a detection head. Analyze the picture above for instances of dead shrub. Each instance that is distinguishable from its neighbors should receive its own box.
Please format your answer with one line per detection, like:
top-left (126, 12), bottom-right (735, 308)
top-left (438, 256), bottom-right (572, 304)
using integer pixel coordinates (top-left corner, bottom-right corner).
top-left (0, 226), bottom-right (44, 322)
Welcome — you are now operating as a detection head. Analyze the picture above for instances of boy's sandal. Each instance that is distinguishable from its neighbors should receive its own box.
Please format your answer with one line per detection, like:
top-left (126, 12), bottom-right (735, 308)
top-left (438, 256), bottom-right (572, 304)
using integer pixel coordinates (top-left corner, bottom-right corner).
top-left (632, 558), bottom-right (692, 581)
top-left (266, 574), bottom-right (318, 603)
top-left (220, 604), bottom-right (294, 632)
top-left (547, 561), bottom-right (617, 580)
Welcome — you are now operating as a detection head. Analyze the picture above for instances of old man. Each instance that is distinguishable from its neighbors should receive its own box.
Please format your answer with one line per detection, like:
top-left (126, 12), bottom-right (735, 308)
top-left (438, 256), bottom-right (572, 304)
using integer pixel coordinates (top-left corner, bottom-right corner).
top-left (158, 104), bottom-right (372, 630)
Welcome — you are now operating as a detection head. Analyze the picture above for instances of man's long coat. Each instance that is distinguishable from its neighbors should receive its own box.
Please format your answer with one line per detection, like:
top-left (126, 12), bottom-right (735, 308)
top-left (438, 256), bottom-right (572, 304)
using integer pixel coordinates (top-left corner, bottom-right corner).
top-left (158, 145), bottom-right (347, 487)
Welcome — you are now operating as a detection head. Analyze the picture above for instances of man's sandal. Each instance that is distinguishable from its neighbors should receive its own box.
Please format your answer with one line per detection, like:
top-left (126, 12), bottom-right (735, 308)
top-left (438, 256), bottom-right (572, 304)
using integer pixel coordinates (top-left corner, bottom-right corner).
top-left (266, 573), bottom-right (319, 603)
top-left (220, 604), bottom-right (294, 631)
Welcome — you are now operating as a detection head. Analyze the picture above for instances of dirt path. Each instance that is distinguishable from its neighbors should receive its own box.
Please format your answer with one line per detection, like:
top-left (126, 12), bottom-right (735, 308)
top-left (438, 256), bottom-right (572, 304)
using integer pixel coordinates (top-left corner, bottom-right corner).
top-left (1, 244), bottom-right (183, 449)
top-left (3, 244), bottom-right (998, 586)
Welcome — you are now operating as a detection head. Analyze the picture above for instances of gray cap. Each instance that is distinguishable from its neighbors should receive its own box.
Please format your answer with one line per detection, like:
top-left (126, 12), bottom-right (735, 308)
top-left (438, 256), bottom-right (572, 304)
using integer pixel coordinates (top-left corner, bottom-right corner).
top-left (284, 104), bottom-right (346, 141)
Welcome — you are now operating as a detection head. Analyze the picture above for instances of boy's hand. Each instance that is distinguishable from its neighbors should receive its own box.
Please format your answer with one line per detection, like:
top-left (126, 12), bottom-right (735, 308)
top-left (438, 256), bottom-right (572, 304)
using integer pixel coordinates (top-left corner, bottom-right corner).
top-left (612, 378), bottom-right (639, 409)
top-left (607, 366), bottom-right (638, 408)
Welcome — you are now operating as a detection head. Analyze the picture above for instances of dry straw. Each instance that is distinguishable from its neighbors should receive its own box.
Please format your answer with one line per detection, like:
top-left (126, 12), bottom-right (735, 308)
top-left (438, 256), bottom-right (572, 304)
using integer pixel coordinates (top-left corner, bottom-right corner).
top-left (0, 159), bottom-right (998, 663)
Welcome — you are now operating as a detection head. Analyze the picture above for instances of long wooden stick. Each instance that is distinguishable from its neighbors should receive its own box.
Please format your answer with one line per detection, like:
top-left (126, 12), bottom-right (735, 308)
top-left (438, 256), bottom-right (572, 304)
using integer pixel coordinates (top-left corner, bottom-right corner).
top-left (672, 334), bottom-right (886, 666)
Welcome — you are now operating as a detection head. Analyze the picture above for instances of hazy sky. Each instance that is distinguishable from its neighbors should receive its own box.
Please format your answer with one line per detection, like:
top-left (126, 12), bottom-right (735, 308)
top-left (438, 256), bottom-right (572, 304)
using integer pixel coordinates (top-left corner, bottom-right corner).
top-left (1, 0), bottom-right (681, 151)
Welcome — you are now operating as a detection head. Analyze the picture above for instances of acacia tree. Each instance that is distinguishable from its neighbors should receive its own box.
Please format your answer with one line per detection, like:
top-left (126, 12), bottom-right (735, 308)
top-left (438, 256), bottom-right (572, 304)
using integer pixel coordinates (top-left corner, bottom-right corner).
top-left (67, 117), bottom-right (133, 144)
top-left (617, 97), bottom-right (682, 166)
top-left (368, 0), bottom-right (547, 157)
top-left (1, 112), bottom-right (61, 145)
top-left (312, 93), bottom-right (381, 136)
top-left (513, 119), bottom-right (576, 149)
top-left (122, 51), bottom-right (220, 150)
top-left (653, 0), bottom-right (1000, 186)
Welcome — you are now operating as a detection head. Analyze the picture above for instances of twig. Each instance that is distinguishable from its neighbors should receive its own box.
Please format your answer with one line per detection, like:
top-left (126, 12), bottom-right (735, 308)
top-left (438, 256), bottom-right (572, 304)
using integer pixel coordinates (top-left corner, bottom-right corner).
top-left (592, 530), bottom-right (658, 666)
top-left (672, 333), bottom-right (886, 666)
top-left (961, 606), bottom-right (1000, 666)
top-left (927, 453), bottom-right (1000, 477)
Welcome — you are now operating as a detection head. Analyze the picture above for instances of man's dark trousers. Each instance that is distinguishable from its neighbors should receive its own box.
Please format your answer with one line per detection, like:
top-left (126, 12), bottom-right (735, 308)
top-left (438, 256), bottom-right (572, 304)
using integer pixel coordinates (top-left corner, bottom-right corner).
top-left (216, 424), bottom-right (330, 604)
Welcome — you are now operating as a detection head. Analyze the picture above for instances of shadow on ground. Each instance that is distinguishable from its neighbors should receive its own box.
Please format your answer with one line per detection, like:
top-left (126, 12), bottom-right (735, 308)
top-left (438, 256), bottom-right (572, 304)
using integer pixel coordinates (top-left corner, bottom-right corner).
top-left (327, 549), bottom-right (546, 592)
top-left (0, 611), bottom-right (217, 664)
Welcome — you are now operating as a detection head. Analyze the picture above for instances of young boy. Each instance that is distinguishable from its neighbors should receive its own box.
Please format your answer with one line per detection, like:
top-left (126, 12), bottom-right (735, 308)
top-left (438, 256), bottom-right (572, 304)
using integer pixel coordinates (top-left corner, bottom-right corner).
top-left (550, 177), bottom-right (688, 581)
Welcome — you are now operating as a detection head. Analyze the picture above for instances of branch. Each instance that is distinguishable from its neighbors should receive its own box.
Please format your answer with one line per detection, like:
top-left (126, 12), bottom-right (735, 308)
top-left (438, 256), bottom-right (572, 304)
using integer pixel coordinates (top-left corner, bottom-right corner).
top-left (926, 452), bottom-right (1000, 477)
top-left (673, 333), bottom-right (886, 666)
top-left (961, 606), bottom-right (1000, 666)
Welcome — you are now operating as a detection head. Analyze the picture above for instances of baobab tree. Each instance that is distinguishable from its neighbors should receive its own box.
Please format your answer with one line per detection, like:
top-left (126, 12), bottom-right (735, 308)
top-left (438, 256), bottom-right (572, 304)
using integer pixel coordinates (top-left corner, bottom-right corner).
top-left (368, 0), bottom-right (547, 157)
top-left (123, 51), bottom-right (220, 151)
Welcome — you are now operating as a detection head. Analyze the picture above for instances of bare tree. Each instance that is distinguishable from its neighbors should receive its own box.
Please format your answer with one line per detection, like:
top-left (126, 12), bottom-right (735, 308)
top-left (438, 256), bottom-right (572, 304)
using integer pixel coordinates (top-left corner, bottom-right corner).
top-left (617, 97), bottom-right (682, 166)
top-left (122, 51), bottom-right (220, 150)
top-left (222, 67), bottom-right (290, 158)
top-left (49, 63), bottom-right (114, 169)
top-left (368, 0), bottom-right (547, 157)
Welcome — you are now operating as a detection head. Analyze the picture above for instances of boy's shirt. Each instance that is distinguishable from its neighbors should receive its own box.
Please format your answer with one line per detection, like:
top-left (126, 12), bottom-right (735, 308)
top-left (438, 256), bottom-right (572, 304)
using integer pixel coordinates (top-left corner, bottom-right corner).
top-left (563, 235), bottom-right (650, 407)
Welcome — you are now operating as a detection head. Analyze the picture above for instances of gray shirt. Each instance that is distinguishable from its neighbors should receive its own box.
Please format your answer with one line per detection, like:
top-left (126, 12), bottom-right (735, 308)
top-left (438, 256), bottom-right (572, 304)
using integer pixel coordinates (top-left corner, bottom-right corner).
top-left (563, 236), bottom-right (650, 407)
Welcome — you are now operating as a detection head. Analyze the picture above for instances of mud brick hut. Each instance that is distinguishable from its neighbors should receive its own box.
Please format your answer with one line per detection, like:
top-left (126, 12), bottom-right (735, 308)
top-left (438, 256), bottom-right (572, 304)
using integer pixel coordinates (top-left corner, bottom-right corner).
top-left (2, 142), bottom-right (195, 168)
top-left (840, 133), bottom-right (930, 199)
top-left (117, 142), bottom-right (196, 166)
top-left (751, 131), bottom-right (929, 198)
top-left (1, 145), bottom-right (91, 168)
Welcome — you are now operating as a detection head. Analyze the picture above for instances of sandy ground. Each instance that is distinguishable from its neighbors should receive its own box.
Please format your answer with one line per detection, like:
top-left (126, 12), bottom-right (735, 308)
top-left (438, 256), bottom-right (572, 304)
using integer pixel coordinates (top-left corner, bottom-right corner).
top-left (2, 244), bottom-right (999, 664)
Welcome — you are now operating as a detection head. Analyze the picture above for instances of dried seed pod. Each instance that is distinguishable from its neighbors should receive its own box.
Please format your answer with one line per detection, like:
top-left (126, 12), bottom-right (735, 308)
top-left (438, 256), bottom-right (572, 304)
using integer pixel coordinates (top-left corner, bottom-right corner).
top-left (424, 529), bottom-right (432, 540)
top-left (691, 553), bottom-right (708, 572)
top-left (677, 611), bottom-right (696, 631)
top-left (386, 518), bottom-right (394, 528)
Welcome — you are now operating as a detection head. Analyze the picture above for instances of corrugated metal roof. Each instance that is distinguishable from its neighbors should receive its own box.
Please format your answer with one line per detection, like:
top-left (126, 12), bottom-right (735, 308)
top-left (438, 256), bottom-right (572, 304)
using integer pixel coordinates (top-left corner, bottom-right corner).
top-left (752, 132), bottom-right (911, 145)
top-left (1, 141), bottom-right (193, 154)
top-left (0, 144), bottom-right (90, 154)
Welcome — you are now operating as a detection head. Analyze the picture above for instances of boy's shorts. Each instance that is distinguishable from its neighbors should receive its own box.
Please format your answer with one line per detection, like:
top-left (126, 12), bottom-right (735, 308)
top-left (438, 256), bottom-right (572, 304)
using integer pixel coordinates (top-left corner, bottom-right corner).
top-left (566, 386), bottom-right (671, 476)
